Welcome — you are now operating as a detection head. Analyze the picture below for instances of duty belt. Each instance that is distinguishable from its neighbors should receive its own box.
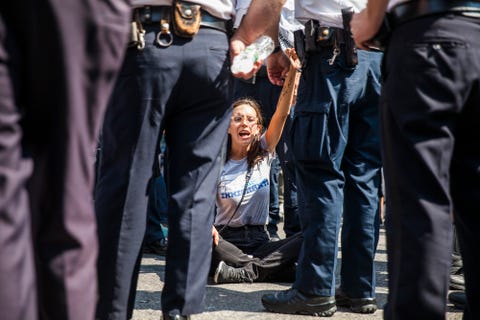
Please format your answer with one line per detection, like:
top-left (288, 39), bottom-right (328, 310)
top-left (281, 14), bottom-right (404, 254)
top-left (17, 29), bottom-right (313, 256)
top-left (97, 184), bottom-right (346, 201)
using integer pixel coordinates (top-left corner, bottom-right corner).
top-left (134, 5), bottom-right (229, 33)
top-left (390, 0), bottom-right (480, 26)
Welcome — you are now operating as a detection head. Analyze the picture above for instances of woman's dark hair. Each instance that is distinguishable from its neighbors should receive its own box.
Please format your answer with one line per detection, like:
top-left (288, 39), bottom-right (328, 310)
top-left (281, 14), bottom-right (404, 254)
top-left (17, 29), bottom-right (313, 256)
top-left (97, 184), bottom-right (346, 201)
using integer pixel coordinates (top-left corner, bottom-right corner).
top-left (227, 97), bottom-right (268, 169)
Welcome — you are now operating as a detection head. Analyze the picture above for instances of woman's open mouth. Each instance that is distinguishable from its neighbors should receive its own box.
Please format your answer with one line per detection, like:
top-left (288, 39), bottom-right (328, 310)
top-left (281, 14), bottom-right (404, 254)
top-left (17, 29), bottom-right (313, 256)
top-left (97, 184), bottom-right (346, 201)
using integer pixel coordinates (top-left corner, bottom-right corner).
top-left (239, 130), bottom-right (250, 138)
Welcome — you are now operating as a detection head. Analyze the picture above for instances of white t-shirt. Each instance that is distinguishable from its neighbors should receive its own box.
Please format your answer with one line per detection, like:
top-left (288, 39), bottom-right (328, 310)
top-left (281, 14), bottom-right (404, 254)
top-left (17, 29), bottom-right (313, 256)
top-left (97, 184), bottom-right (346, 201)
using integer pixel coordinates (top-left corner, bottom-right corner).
top-left (215, 136), bottom-right (274, 227)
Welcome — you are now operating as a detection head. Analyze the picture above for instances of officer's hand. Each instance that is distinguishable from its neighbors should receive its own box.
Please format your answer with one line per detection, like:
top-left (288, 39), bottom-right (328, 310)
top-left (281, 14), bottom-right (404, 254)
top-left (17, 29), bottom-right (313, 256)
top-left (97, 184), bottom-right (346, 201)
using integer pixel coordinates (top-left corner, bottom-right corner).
top-left (230, 38), bottom-right (263, 79)
top-left (266, 50), bottom-right (290, 86)
top-left (350, 9), bottom-right (384, 50)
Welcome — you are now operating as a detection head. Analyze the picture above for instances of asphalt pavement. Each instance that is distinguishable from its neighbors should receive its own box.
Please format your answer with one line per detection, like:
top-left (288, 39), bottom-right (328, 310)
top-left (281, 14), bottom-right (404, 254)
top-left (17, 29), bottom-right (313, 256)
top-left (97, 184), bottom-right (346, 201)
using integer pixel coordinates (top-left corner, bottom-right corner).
top-left (133, 225), bottom-right (463, 319)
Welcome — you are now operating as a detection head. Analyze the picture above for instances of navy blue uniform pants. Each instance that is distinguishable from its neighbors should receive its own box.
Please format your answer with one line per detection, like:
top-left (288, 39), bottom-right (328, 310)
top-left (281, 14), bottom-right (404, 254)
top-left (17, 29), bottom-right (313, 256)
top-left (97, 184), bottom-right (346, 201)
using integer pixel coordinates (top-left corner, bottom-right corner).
top-left (291, 48), bottom-right (382, 298)
top-left (95, 23), bottom-right (232, 319)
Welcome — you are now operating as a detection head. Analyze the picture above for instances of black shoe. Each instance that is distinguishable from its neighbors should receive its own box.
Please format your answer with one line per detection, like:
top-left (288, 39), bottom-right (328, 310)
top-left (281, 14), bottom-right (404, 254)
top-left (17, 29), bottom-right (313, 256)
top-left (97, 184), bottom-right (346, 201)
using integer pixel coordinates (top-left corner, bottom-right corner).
top-left (213, 261), bottom-right (253, 284)
top-left (267, 225), bottom-right (281, 242)
top-left (451, 254), bottom-right (463, 273)
top-left (269, 232), bottom-right (281, 242)
top-left (449, 266), bottom-right (465, 291)
top-left (162, 313), bottom-right (190, 320)
top-left (143, 239), bottom-right (168, 255)
top-left (261, 288), bottom-right (336, 317)
top-left (335, 288), bottom-right (377, 314)
top-left (450, 274), bottom-right (465, 291)
top-left (448, 291), bottom-right (466, 310)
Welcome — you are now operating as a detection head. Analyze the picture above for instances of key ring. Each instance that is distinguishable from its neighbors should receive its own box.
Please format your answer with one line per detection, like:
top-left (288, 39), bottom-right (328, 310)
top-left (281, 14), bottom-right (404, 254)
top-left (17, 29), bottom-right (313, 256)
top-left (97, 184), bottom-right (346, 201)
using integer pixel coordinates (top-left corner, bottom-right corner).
top-left (156, 21), bottom-right (173, 47)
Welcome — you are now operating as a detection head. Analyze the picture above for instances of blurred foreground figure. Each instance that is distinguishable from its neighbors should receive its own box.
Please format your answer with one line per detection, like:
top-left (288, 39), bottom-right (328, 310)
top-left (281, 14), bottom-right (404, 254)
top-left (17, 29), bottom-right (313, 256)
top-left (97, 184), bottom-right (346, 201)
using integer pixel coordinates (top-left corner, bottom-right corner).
top-left (351, 0), bottom-right (480, 318)
top-left (0, 1), bottom-right (130, 319)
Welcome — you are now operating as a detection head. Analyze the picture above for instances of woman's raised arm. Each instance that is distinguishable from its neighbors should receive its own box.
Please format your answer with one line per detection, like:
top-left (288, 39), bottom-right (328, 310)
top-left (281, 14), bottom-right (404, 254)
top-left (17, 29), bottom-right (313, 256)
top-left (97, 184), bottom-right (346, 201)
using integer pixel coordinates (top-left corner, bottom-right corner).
top-left (265, 48), bottom-right (301, 153)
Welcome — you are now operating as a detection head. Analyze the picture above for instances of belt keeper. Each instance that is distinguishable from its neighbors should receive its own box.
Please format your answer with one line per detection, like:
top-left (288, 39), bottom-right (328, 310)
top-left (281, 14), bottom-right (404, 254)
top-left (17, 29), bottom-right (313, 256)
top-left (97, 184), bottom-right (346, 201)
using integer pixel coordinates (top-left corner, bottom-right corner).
top-left (142, 6), bottom-right (152, 24)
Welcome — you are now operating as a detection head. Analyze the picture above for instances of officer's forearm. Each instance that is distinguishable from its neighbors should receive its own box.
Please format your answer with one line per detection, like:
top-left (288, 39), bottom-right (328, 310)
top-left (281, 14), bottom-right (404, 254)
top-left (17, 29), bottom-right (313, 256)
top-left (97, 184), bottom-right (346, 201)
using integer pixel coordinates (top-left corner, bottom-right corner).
top-left (234, 0), bottom-right (286, 46)
top-left (367, 0), bottom-right (389, 24)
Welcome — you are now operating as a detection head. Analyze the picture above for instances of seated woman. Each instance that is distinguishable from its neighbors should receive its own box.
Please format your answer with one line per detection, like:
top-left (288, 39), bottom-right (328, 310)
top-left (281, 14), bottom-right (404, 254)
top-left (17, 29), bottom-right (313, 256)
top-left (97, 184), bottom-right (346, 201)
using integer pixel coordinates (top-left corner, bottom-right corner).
top-left (211, 49), bottom-right (302, 283)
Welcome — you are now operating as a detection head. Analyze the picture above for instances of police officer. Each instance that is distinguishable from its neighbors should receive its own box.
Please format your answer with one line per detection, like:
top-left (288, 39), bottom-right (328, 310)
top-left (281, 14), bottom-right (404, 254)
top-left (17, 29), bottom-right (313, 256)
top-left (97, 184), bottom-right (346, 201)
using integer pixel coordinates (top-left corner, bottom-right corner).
top-left (0, 1), bottom-right (130, 319)
top-left (258, 0), bottom-right (383, 317)
top-left (94, 0), bottom-right (286, 319)
top-left (351, 0), bottom-right (480, 318)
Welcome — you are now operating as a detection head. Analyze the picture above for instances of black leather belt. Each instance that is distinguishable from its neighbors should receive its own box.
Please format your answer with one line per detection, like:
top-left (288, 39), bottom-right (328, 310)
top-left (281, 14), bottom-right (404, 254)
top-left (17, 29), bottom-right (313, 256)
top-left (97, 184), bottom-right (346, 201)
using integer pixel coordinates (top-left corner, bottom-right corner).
top-left (390, 0), bottom-right (480, 26)
top-left (134, 6), bottom-right (229, 33)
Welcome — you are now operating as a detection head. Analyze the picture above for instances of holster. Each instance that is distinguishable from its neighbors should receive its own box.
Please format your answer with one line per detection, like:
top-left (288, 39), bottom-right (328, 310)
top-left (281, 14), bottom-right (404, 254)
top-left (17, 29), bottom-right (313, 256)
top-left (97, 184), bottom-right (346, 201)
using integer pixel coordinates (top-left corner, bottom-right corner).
top-left (172, 0), bottom-right (202, 38)
top-left (293, 29), bottom-right (305, 64)
top-left (300, 10), bottom-right (359, 68)
top-left (341, 7), bottom-right (358, 67)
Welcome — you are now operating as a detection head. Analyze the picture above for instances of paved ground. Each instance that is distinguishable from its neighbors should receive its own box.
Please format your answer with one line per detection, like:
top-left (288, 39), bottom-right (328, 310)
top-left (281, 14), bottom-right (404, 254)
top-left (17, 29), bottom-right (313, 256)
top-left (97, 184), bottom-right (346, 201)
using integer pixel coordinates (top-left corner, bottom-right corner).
top-left (133, 225), bottom-right (463, 319)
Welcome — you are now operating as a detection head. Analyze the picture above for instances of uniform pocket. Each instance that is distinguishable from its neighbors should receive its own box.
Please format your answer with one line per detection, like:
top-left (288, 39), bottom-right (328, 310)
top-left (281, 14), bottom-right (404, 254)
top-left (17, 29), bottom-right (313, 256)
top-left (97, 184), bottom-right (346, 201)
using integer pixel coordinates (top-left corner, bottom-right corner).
top-left (290, 107), bottom-right (335, 163)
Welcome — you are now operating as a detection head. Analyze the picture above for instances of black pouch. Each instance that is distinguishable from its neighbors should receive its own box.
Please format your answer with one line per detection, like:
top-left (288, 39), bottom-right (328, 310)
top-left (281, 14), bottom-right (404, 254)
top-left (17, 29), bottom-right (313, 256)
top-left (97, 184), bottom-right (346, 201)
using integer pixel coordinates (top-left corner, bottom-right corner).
top-left (316, 26), bottom-right (335, 47)
top-left (172, 0), bottom-right (202, 38)
top-left (304, 20), bottom-right (336, 53)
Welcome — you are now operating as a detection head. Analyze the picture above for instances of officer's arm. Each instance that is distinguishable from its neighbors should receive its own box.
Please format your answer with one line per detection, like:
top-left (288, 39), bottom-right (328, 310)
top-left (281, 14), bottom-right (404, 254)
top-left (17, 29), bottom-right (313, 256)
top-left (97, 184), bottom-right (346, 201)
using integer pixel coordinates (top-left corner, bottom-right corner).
top-left (351, 0), bottom-right (389, 50)
top-left (230, 0), bottom-right (286, 79)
